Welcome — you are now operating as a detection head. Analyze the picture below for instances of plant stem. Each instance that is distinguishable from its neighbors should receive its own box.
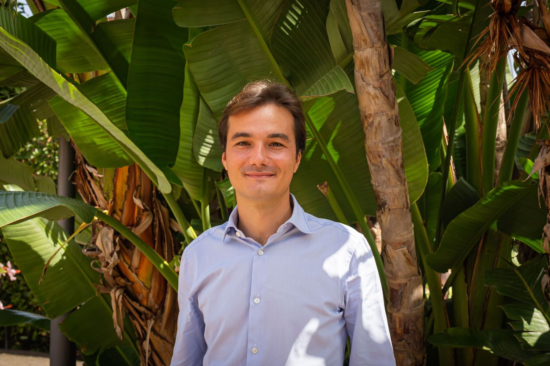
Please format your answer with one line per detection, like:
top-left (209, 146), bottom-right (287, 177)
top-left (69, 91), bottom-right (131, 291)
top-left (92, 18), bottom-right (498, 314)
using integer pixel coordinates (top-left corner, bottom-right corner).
top-left (411, 203), bottom-right (453, 365)
top-left (216, 183), bottom-right (228, 221)
top-left (453, 265), bottom-right (473, 365)
top-left (463, 68), bottom-right (483, 195)
top-left (318, 182), bottom-right (349, 224)
top-left (481, 58), bottom-right (506, 195)
top-left (96, 211), bottom-right (178, 291)
top-left (163, 192), bottom-right (196, 245)
top-left (498, 89), bottom-right (529, 184)
top-left (200, 173), bottom-right (211, 231)
top-left (436, 0), bottom-right (483, 245)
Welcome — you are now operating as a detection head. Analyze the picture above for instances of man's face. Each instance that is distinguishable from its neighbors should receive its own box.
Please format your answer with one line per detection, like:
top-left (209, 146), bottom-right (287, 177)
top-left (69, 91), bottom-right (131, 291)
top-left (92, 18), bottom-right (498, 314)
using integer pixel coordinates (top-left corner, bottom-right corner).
top-left (222, 104), bottom-right (302, 204)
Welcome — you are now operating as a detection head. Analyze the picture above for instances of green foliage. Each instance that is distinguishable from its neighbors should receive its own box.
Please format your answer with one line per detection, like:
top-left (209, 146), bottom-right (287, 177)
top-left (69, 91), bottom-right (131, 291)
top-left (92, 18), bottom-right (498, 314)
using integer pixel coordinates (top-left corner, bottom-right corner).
top-left (0, 0), bottom-right (547, 364)
top-left (0, 238), bottom-right (50, 353)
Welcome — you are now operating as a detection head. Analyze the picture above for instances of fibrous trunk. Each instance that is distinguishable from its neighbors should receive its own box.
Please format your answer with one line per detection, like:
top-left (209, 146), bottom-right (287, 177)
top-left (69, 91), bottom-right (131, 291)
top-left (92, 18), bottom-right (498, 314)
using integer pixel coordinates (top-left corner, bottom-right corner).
top-left (75, 149), bottom-right (179, 365)
top-left (344, 0), bottom-right (424, 364)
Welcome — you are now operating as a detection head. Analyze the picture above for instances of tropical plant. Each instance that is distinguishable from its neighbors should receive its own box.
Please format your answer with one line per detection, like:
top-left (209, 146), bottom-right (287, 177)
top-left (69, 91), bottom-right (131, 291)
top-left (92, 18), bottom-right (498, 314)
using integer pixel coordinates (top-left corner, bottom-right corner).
top-left (0, 0), bottom-right (549, 365)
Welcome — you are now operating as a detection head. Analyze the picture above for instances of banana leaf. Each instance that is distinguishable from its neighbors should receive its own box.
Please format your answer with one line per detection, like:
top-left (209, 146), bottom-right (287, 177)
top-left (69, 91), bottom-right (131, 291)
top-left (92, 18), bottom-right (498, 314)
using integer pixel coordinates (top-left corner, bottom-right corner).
top-left (125, 0), bottom-right (187, 167)
top-left (0, 153), bottom-right (35, 191)
top-left (30, 9), bottom-right (106, 73)
top-left (429, 328), bottom-right (539, 362)
top-left (0, 28), bottom-right (171, 193)
top-left (0, 7), bottom-right (56, 158)
top-left (427, 179), bottom-right (541, 272)
top-left (0, 309), bottom-right (50, 330)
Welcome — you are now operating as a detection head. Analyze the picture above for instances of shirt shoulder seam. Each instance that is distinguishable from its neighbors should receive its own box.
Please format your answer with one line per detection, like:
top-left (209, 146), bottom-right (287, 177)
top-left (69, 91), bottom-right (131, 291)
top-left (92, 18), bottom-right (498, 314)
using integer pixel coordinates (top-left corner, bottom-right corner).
top-left (183, 225), bottom-right (225, 256)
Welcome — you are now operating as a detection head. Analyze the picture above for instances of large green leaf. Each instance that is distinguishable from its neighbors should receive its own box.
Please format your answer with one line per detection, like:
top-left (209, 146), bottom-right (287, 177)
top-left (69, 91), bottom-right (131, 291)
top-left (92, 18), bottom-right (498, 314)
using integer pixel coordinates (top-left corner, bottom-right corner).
top-left (270, 0), bottom-right (351, 97)
top-left (79, 72), bottom-right (128, 131)
top-left (292, 93), bottom-right (376, 220)
top-left (170, 64), bottom-right (205, 200)
top-left (418, 172), bottom-right (442, 244)
top-left (34, 175), bottom-right (57, 194)
top-left (125, 0), bottom-right (187, 167)
top-left (184, 19), bottom-right (282, 118)
top-left (74, 0), bottom-right (137, 21)
top-left (0, 191), bottom-right (96, 226)
top-left (173, 0), bottom-right (244, 27)
top-left (0, 7), bottom-right (56, 157)
top-left (0, 6), bottom-right (56, 66)
top-left (502, 302), bottom-right (550, 333)
top-left (485, 256), bottom-right (548, 307)
top-left (0, 190), bottom-right (178, 289)
top-left (50, 96), bottom-right (132, 167)
top-left (328, 0), bottom-right (353, 56)
top-left (1, 201), bottom-right (140, 361)
top-left (0, 106), bottom-right (39, 158)
top-left (184, 0), bottom-right (352, 118)
top-left (0, 153), bottom-right (34, 191)
top-left (57, 0), bottom-right (132, 87)
top-left (59, 296), bottom-right (131, 355)
top-left (497, 185), bottom-right (546, 252)
top-left (0, 309), bottom-right (50, 330)
top-left (93, 19), bottom-right (135, 64)
top-left (525, 353), bottom-right (550, 366)
top-left (441, 177), bottom-right (480, 227)
top-left (193, 98), bottom-right (224, 172)
top-left (403, 46), bottom-right (454, 171)
top-left (2, 217), bottom-right (99, 317)
top-left (394, 80), bottom-right (429, 204)
top-left (83, 345), bottom-right (141, 366)
top-left (216, 177), bottom-right (236, 208)
top-left (429, 328), bottom-right (537, 362)
top-left (392, 45), bottom-right (434, 85)
top-left (0, 28), bottom-right (171, 193)
top-left (426, 179), bottom-right (539, 272)
top-left (31, 9), bottom-right (106, 73)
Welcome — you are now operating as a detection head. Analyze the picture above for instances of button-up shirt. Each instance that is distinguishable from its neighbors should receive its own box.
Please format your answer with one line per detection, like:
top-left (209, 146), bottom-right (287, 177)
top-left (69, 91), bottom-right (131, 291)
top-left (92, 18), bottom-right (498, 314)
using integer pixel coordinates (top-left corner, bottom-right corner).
top-left (171, 194), bottom-right (395, 366)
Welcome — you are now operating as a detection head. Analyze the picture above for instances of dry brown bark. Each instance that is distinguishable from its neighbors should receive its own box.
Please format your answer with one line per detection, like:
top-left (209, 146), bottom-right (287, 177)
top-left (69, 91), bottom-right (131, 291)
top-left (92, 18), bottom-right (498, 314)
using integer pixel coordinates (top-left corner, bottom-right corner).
top-left (75, 149), bottom-right (179, 365)
top-left (344, 0), bottom-right (424, 364)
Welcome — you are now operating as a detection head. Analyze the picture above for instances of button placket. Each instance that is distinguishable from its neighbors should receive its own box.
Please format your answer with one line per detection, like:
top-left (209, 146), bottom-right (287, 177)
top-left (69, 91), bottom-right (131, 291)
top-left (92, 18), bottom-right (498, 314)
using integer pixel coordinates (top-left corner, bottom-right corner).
top-left (247, 246), bottom-right (264, 364)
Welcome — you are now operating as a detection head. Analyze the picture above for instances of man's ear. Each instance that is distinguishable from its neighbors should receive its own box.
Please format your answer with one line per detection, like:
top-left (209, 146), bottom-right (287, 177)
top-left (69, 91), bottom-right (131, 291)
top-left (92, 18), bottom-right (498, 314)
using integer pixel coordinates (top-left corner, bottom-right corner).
top-left (294, 150), bottom-right (302, 173)
top-left (222, 151), bottom-right (227, 170)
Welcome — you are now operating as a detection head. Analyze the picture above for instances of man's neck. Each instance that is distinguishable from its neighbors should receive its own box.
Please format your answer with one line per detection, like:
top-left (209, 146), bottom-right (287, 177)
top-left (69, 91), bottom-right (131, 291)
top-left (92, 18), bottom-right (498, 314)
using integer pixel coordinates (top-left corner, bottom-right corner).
top-left (235, 193), bottom-right (293, 246)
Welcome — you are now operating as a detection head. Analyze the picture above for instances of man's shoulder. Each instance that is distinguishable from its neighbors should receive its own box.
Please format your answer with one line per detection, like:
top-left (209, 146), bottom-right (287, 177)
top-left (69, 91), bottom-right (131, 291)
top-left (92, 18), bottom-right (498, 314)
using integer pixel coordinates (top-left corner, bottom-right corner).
top-left (182, 222), bottom-right (227, 257)
top-left (303, 211), bottom-right (368, 247)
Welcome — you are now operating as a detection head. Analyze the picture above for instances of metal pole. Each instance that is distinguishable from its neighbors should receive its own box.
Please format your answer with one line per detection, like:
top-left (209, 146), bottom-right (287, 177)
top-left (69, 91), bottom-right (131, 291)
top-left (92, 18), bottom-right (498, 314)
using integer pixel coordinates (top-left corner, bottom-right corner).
top-left (50, 136), bottom-right (76, 366)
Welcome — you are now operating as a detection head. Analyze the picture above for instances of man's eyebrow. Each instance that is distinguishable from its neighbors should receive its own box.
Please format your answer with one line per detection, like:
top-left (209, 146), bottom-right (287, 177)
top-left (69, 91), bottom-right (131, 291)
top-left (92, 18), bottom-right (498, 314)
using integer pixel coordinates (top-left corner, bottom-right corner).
top-left (267, 133), bottom-right (289, 141)
top-left (230, 132), bottom-right (251, 140)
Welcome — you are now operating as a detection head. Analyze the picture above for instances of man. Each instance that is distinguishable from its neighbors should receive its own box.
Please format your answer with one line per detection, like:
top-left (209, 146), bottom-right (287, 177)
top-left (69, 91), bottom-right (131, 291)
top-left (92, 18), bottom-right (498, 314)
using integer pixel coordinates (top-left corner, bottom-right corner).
top-left (171, 81), bottom-right (395, 365)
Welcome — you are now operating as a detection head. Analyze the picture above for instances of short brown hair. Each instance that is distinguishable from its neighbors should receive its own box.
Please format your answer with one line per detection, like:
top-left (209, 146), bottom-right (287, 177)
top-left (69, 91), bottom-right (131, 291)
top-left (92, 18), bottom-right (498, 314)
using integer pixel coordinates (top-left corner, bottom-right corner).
top-left (218, 80), bottom-right (306, 156)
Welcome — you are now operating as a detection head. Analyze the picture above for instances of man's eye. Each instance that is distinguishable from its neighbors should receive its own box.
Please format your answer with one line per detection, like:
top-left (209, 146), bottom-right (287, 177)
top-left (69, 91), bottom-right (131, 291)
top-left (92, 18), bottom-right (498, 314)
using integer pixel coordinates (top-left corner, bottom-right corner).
top-left (236, 141), bottom-right (249, 146)
top-left (271, 142), bottom-right (284, 147)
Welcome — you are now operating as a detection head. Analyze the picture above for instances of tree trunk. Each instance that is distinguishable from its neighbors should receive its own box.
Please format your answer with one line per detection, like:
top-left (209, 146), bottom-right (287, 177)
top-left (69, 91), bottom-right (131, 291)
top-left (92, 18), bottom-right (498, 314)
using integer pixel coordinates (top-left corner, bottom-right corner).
top-left (75, 149), bottom-right (178, 365)
top-left (344, 1), bottom-right (424, 364)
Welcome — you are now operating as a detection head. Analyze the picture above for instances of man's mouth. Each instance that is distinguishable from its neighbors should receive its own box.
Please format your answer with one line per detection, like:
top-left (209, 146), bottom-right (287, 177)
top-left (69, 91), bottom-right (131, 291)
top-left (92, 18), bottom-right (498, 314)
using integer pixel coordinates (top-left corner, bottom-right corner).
top-left (245, 173), bottom-right (275, 179)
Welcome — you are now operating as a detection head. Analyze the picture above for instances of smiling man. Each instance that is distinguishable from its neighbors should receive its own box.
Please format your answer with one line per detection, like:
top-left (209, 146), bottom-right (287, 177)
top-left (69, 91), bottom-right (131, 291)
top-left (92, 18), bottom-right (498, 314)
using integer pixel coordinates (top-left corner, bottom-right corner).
top-left (170, 81), bottom-right (395, 366)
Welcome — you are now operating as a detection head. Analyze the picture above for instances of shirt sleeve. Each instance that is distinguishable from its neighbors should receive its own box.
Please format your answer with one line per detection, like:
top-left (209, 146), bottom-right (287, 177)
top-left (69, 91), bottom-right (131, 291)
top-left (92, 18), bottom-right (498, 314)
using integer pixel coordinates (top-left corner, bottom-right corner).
top-left (344, 237), bottom-right (395, 366)
top-left (170, 253), bottom-right (207, 366)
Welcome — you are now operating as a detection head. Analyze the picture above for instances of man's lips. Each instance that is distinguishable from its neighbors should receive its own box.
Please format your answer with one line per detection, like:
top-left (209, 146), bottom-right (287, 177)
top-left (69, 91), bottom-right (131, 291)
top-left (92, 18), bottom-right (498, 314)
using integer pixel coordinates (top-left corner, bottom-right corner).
top-left (245, 172), bottom-right (275, 178)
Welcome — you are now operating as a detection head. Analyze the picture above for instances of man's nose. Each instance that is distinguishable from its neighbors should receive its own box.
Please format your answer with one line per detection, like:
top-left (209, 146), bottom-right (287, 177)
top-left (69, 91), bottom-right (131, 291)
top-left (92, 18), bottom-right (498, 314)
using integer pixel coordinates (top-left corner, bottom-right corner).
top-left (248, 143), bottom-right (269, 166)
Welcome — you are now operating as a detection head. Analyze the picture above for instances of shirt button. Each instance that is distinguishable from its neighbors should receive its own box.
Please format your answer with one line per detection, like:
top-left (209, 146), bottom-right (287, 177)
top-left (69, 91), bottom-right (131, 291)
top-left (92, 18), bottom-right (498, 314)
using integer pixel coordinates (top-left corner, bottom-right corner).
top-left (253, 297), bottom-right (260, 304)
top-left (257, 249), bottom-right (264, 256)
top-left (251, 347), bottom-right (258, 354)
top-left (236, 231), bottom-right (242, 237)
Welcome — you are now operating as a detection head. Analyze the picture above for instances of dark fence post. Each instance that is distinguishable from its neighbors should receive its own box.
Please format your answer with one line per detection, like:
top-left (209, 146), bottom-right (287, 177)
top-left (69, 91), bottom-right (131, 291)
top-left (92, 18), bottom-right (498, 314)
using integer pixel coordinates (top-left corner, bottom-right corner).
top-left (51, 136), bottom-right (76, 366)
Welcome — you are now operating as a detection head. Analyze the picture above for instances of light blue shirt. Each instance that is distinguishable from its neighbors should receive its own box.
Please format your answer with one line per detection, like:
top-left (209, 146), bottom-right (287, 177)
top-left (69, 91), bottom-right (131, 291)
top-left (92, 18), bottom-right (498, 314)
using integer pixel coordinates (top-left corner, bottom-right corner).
top-left (171, 194), bottom-right (395, 366)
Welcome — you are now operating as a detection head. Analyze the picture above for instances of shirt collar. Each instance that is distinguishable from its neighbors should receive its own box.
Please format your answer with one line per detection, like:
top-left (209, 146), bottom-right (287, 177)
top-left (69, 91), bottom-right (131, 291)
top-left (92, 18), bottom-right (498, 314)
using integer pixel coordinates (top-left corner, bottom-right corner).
top-left (222, 193), bottom-right (313, 242)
